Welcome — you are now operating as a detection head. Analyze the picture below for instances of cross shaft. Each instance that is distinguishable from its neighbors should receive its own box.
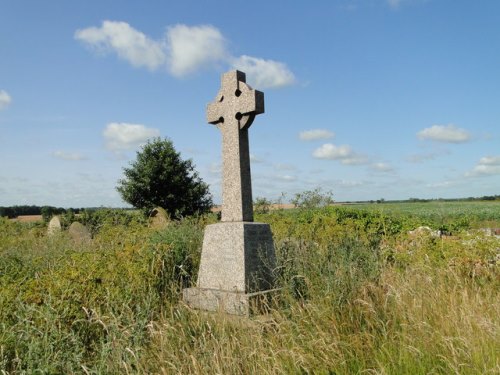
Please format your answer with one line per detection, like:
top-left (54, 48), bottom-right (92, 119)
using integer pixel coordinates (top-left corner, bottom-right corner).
top-left (206, 70), bottom-right (264, 222)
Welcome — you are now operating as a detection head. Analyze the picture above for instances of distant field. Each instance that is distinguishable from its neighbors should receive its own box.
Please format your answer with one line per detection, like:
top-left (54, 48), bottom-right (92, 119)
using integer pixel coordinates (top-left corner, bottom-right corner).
top-left (11, 201), bottom-right (500, 227)
top-left (345, 200), bottom-right (500, 228)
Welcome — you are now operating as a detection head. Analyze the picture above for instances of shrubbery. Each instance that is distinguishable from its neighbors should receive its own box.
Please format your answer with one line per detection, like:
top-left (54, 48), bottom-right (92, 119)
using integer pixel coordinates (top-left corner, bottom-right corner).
top-left (0, 204), bottom-right (498, 373)
top-left (290, 187), bottom-right (334, 209)
top-left (253, 196), bottom-right (272, 214)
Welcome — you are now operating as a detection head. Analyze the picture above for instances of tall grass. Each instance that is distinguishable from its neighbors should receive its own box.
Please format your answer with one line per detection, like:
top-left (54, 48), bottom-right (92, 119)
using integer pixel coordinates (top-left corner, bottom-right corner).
top-left (0, 205), bottom-right (498, 374)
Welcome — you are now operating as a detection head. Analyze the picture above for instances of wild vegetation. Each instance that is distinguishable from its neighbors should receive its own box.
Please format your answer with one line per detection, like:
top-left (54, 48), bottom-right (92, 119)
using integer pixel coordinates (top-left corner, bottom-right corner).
top-left (0, 201), bottom-right (498, 374)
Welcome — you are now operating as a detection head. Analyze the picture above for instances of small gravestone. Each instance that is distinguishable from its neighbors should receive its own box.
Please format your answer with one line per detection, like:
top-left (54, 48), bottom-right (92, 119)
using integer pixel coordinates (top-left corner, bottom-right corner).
top-left (149, 207), bottom-right (170, 228)
top-left (47, 216), bottom-right (62, 236)
top-left (183, 70), bottom-right (276, 316)
top-left (68, 222), bottom-right (92, 244)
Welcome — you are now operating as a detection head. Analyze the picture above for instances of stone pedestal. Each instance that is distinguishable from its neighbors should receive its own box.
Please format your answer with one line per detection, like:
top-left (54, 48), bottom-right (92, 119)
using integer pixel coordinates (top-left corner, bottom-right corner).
top-left (183, 222), bottom-right (276, 315)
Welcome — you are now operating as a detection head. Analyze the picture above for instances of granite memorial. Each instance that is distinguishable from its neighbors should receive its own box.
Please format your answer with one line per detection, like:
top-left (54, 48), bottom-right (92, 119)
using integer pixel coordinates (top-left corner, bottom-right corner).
top-left (183, 70), bottom-right (276, 315)
top-left (150, 207), bottom-right (170, 228)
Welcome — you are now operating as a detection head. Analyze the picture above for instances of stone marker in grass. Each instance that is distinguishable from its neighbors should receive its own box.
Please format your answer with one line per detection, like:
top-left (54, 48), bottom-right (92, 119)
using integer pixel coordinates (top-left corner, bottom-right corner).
top-left (47, 215), bottom-right (62, 236)
top-left (183, 70), bottom-right (276, 316)
top-left (149, 207), bottom-right (170, 228)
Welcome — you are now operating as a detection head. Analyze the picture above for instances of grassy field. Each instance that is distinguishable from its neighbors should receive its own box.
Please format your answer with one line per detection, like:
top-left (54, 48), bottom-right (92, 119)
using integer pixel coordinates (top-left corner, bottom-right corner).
top-left (348, 200), bottom-right (500, 229)
top-left (0, 203), bottom-right (498, 374)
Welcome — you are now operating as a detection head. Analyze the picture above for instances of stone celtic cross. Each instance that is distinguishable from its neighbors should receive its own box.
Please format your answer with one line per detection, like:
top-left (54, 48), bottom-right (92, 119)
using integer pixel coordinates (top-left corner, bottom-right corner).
top-left (206, 70), bottom-right (264, 222)
top-left (184, 70), bottom-right (275, 315)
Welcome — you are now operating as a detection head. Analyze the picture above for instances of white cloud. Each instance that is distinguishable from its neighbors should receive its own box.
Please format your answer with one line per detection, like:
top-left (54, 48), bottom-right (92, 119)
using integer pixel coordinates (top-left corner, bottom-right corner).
top-left (231, 55), bottom-right (295, 89)
top-left (208, 162), bottom-right (221, 176)
top-left (406, 149), bottom-right (450, 163)
top-left (299, 129), bottom-right (335, 141)
top-left (467, 165), bottom-right (500, 177)
top-left (313, 143), bottom-right (368, 165)
top-left (417, 124), bottom-right (471, 143)
top-left (167, 24), bottom-right (227, 77)
top-left (387, 0), bottom-right (425, 9)
top-left (75, 21), bottom-right (166, 70)
top-left (313, 144), bottom-right (351, 159)
top-left (76, 21), bottom-right (296, 89)
top-left (342, 156), bottom-right (369, 165)
top-left (103, 122), bottom-right (160, 152)
top-left (387, 0), bottom-right (402, 8)
top-left (274, 163), bottom-right (297, 171)
top-left (276, 174), bottom-right (297, 182)
top-left (338, 179), bottom-right (364, 188)
top-left (0, 90), bottom-right (12, 110)
top-left (250, 153), bottom-right (264, 163)
top-left (371, 162), bottom-right (394, 172)
top-left (51, 151), bottom-right (87, 161)
top-left (478, 156), bottom-right (500, 166)
top-left (426, 180), bottom-right (460, 189)
top-left (466, 155), bottom-right (500, 177)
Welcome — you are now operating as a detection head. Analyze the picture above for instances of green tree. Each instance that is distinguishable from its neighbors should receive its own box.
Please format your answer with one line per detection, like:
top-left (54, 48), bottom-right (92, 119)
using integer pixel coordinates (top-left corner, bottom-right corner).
top-left (0, 207), bottom-right (15, 218)
top-left (41, 206), bottom-right (65, 222)
top-left (116, 138), bottom-right (213, 218)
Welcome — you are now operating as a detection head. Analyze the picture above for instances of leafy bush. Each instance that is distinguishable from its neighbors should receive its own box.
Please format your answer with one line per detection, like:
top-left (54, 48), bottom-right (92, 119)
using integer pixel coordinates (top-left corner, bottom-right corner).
top-left (116, 137), bottom-right (213, 218)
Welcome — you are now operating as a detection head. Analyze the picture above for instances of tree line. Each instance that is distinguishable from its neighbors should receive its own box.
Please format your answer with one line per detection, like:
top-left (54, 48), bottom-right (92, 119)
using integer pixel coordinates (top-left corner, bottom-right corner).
top-left (0, 206), bottom-right (85, 220)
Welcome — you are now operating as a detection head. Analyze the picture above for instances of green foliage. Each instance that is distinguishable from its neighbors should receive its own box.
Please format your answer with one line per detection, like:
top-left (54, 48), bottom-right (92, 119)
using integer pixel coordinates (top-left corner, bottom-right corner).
top-left (116, 137), bottom-right (213, 218)
top-left (0, 214), bottom-right (205, 372)
top-left (276, 236), bottom-right (382, 306)
top-left (40, 206), bottom-right (66, 222)
top-left (0, 204), bottom-right (498, 373)
top-left (0, 206), bottom-right (86, 220)
top-left (254, 196), bottom-right (272, 214)
top-left (291, 187), bottom-right (334, 209)
top-left (148, 217), bottom-right (205, 300)
top-left (77, 208), bottom-right (146, 236)
top-left (0, 206), bottom-right (15, 218)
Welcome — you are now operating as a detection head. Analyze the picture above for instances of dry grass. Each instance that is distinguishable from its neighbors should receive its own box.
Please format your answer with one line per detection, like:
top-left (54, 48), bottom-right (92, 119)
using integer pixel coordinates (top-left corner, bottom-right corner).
top-left (133, 265), bottom-right (498, 374)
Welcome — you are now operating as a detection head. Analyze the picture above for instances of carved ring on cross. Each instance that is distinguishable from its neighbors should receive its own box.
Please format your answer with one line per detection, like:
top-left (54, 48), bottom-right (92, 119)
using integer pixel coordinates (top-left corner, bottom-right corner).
top-left (206, 70), bottom-right (264, 131)
top-left (214, 88), bottom-right (255, 130)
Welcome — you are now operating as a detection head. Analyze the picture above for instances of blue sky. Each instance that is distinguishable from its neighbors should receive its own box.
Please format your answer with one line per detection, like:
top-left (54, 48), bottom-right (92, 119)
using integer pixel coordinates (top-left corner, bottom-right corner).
top-left (1, 0), bottom-right (499, 207)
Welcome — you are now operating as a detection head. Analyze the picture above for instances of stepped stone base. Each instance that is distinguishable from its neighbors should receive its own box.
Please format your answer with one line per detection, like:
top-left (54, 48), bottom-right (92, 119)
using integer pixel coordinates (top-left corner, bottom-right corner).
top-left (183, 287), bottom-right (278, 316)
top-left (183, 222), bottom-right (276, 316)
